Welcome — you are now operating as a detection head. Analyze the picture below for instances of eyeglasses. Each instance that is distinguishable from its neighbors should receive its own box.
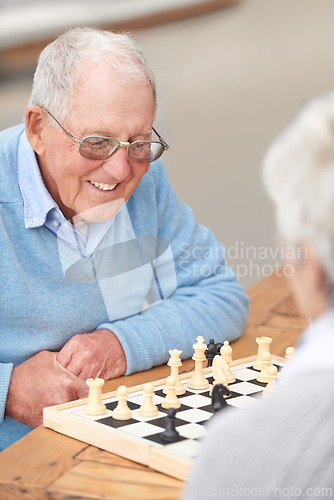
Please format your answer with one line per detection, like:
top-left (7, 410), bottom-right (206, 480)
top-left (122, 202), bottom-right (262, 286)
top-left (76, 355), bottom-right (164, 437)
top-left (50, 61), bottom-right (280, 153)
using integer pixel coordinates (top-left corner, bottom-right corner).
top-left (44, 109), bottom-right (169, 163)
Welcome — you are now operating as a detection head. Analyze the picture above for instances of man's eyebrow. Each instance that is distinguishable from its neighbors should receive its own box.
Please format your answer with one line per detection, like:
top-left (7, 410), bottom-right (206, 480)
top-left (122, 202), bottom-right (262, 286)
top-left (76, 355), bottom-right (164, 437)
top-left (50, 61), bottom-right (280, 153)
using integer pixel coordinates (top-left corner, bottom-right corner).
top-left (82, 128), bottom-right (153, 139)
top-left (82, 128), bottom-right (116, 137)
top-left (131, 129), bottom-right (153, 140)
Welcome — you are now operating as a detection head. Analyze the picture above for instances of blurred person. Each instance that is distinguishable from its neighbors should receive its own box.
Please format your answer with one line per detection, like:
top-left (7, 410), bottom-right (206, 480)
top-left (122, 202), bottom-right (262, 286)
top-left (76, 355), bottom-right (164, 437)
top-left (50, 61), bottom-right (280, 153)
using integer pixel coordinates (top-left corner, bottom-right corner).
top-left (0, 27), bottom-right (248, 450)
top-left (184, 93), bottom-right (334, 499)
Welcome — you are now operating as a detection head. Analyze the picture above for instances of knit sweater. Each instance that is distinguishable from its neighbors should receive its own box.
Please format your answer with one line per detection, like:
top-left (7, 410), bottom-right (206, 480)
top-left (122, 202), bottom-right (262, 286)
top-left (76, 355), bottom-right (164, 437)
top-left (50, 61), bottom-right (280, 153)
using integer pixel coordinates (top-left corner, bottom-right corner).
top-left (0, 125), bottom-right (249, 450)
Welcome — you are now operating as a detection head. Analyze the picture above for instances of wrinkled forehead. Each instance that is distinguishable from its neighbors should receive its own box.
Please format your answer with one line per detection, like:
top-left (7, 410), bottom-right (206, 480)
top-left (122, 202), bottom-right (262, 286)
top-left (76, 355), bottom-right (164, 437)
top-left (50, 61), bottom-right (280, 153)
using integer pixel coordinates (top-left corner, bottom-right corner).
top-left (62, 63), bottom-right (155, 137)
top-left (63, 70), bottom-right (154, 133)
top-left (68, 57), bottom-right (155, 111)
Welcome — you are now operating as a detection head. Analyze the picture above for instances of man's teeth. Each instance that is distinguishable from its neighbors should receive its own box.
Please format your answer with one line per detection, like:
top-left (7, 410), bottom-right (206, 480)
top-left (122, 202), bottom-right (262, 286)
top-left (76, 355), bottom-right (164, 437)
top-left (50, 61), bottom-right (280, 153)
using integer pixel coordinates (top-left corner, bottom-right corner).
top-left (89, 181), bottom-right (117, 191)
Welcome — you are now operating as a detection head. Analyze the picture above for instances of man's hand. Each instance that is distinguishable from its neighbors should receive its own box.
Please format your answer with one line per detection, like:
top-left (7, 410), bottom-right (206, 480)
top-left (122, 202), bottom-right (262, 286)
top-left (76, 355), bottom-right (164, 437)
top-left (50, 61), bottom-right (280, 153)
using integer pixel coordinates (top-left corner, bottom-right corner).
top-left (56, 329), bottom-right (127, 381)
top-left (5, 351), bottom-right (88, 428)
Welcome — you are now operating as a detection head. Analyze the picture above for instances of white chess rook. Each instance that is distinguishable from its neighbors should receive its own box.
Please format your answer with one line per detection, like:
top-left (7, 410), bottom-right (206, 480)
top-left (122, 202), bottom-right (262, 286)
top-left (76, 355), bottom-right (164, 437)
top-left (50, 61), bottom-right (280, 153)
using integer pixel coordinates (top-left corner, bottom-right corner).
top-left (253, 336), bottom-right (273, 370)
top-left (85, 378), bottom-right (106, 416)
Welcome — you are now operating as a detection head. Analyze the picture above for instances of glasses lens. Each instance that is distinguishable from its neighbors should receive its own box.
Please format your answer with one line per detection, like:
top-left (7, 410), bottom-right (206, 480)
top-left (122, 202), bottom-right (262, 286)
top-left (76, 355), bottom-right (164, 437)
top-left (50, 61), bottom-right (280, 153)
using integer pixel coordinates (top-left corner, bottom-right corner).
top-left (129, 141), bottom-right (164, 163)
top-left (79, 137), bottom-right (119, 160)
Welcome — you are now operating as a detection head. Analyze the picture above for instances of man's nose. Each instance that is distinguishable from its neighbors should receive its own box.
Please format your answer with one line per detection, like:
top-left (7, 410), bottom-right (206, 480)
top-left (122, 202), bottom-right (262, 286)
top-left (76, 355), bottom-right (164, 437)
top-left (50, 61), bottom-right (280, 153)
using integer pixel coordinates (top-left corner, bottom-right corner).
top-left (102, 146), bottom-right (131, 181)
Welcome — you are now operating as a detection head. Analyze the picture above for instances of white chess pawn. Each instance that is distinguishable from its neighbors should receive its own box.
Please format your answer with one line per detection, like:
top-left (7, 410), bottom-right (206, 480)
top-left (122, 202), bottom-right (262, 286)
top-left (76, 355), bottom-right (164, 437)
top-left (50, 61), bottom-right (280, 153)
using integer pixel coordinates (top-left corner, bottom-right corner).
top-left (112, 385), bottom-right (132, 420)
top-left (285, 346), bottom-right (295, 361)
top-left (220, 341), bottom-right (236, 384)
top-left (139, 383), bottom-right (158, 417)
top-left (85, 378), bottom-right (106, 416)
top-left (220, 340), bottom-right (232, 363)
top-left (263, 365), bottom-right (278, 397)
top-left (162, 376), bottom-right (181, 409)
top-left (256, 351), bottom-right (272, 383)
top-left (163, 349), bottom-right (186, 395)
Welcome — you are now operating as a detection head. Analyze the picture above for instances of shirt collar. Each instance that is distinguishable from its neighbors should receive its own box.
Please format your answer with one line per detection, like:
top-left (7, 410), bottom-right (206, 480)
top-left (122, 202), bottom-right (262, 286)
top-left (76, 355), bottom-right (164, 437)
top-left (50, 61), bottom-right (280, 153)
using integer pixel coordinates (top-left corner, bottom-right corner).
top-left (281, 308), bottom-right (334, 381)
top-left (17, 131), bottom-right (64, 229)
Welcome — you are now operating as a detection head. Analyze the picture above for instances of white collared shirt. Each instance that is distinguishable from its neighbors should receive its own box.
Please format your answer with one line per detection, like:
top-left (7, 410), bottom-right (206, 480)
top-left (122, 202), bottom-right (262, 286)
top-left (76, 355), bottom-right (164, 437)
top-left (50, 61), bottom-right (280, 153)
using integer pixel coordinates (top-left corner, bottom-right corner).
top-left (17, 131), bottom-right (113, 258)
top-left (281, 308), bottom-right (334, 383)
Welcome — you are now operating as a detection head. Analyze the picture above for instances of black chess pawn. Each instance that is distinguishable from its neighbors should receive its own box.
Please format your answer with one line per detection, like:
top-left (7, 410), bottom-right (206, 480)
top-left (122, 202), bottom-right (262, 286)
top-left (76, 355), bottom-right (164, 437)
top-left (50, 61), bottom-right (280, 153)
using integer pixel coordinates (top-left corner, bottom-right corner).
top-left (205, 339), bottom-right (217, 367)
top-left (211, 384), bottom-right (230, 413)
top-left (160, 408), bottom-right (180, 443)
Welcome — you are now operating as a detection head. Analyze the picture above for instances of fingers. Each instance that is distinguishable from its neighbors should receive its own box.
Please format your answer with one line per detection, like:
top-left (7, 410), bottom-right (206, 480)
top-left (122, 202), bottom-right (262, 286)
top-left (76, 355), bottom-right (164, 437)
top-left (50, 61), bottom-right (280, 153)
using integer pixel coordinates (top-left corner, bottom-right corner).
top-left (76, 378), bottom-right (89, 399)
top-left (60, 357), bottom-right (83, 378)
top-left (6, 350), bottom-right (88, 427)
top-left (56, 334), bottom-right (96, 377)
top-left (56, 341), bottom-right (74, 370)
top-left (56, 333), bottom-right (104, 379)
top-left (56, 330), bottom-right (126, 381)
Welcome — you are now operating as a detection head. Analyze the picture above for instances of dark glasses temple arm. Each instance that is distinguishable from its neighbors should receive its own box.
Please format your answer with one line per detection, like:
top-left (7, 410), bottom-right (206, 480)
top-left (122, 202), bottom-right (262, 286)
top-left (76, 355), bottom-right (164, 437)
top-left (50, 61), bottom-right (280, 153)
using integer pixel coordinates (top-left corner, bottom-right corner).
top-left (45, 109), bottom-right (80, 144)
top-left (153, 127), bottom-right (169, 150)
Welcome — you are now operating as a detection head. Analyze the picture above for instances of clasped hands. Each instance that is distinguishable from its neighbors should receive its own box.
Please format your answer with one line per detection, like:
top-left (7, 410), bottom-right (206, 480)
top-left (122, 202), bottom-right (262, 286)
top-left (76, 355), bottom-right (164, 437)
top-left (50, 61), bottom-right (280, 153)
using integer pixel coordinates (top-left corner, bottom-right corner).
top-left (6, 329), bottom-right (126, 428)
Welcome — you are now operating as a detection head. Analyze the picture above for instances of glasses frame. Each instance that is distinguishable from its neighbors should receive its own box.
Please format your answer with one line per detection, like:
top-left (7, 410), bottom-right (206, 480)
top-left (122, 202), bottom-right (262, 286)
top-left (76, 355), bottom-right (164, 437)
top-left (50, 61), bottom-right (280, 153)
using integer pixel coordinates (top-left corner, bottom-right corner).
top-left (44, 109), bottom-right (169, 162)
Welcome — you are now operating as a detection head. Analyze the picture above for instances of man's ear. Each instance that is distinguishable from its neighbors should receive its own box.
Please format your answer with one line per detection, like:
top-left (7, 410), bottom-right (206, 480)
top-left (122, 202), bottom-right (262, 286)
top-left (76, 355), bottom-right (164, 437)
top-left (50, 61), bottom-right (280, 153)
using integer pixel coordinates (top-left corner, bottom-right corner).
top-left (25, 106), bottom-right (47, 155)
top-left (287, 241), bottom-right (328, 320)
top-left (304, 242), bottom-right (327, 294)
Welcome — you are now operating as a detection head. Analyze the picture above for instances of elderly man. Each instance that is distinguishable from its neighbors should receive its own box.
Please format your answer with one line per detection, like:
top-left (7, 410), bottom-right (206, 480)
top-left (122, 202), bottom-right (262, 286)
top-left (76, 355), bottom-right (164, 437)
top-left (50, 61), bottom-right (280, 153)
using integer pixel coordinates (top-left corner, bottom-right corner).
top-left (184, 94), bottom-right (334, 499)
top-left (0, 28), bottom-right (248, 450)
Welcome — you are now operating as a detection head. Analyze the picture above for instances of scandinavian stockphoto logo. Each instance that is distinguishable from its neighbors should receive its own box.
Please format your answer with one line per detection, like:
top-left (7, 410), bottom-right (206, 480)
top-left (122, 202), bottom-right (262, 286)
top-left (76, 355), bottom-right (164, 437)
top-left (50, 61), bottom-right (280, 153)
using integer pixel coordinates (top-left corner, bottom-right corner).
top-left (56, 201), bottom-right (177, 321)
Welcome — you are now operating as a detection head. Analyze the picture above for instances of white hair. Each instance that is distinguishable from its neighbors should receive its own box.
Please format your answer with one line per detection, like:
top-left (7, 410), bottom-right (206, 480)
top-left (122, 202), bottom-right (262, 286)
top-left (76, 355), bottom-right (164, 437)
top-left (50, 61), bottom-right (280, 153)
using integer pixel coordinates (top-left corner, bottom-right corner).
top-left (28, 27), bottom-right (156, 121)
top-left (263, 93), bottom-right (334, 282)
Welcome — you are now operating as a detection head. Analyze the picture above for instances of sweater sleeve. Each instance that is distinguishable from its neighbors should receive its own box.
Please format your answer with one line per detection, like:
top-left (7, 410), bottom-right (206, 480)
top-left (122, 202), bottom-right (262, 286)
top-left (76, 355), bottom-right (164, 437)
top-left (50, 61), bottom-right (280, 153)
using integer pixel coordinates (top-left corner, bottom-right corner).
top-left (97, 161), bottom-right (249, 375)
top-left (0, 363), bottom-right (13, 423)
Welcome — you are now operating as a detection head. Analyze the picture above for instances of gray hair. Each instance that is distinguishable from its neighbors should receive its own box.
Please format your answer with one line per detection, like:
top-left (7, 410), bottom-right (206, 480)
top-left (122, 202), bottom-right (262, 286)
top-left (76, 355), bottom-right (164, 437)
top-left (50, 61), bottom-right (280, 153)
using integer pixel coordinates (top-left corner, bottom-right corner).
top-left (28, 27), bottom-right (157, 121)
top-left (263, 93), bottom-right (334, 282)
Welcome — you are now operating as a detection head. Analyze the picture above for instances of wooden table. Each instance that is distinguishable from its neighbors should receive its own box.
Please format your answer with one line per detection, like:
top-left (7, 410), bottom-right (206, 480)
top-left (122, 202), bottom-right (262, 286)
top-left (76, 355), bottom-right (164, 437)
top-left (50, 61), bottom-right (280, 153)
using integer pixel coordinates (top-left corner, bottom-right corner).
top-left (0, 272), bottom-right (308, 500)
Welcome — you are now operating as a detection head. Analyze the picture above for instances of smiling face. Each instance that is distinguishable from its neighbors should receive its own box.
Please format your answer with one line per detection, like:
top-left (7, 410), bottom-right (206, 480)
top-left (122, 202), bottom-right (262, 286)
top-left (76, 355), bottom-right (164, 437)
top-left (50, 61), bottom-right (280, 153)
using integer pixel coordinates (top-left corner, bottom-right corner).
top-left (28, 62), bottom-right (155, 222)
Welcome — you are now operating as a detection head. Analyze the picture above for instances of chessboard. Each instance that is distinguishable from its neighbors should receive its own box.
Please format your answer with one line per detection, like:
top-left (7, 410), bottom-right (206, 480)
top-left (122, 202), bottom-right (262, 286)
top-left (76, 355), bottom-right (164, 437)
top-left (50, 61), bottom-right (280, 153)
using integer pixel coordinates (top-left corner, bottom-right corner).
top-left (43, 353), bottom-right (285, 481)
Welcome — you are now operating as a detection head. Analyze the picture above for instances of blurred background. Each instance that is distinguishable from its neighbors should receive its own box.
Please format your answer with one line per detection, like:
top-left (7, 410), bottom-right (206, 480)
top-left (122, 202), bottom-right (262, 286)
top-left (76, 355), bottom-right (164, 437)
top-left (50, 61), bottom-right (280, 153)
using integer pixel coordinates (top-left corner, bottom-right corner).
top-left (1, 0), bottom-right (334, 288)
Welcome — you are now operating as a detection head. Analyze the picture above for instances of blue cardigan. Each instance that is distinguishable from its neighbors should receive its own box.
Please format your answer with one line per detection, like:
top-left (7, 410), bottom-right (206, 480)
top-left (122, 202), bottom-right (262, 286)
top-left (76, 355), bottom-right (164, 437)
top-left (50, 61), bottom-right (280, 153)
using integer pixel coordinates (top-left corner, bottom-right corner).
top-left (0, 125), bottom-right (249, 449)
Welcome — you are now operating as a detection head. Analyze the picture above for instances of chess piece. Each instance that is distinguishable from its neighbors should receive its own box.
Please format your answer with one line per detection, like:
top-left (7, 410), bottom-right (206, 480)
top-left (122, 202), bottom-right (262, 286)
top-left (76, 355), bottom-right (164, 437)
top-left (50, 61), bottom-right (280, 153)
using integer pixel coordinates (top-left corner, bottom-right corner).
top-left (215, 342), bottom-right (223, 353)
top-left (160, 408), bottom-right (180, 443)
top-left (253, 336), bottom-right (273, 370)
top-left (162, 376), bottom-right (181, 409)
top-left (139, 383), bottom-right (158, 417)
top-left (163, 349), bottom-right (186, 395)
top-left (220, 340), bottom-right (232, 363)
top-left (205, 339), bottom-right (217, 367)
top-left (211, 384), bottom-right (230, 412)
top-left (112, 385), bottom-right (132, 420)
top-left (85, 378), bottom-right (106, 416)
top-left (285, 346), bottom-right (295, 361)
top-left (187, 336), bottom-right (209, 390)
top-left (220, 341), bottom-right (236, 383)
top-left (263, 365), bottom-right (278, 397)
top-left (211, 355), bottom-right (228, 396)
top-left (256, 351), bottom-right (272, 383)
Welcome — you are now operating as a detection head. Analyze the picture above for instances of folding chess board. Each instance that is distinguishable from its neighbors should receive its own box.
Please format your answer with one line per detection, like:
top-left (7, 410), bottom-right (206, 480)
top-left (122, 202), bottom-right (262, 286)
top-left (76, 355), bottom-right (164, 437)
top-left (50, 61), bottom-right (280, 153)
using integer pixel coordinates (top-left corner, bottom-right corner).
top-left (43, 355), bottom-right (284, 481)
